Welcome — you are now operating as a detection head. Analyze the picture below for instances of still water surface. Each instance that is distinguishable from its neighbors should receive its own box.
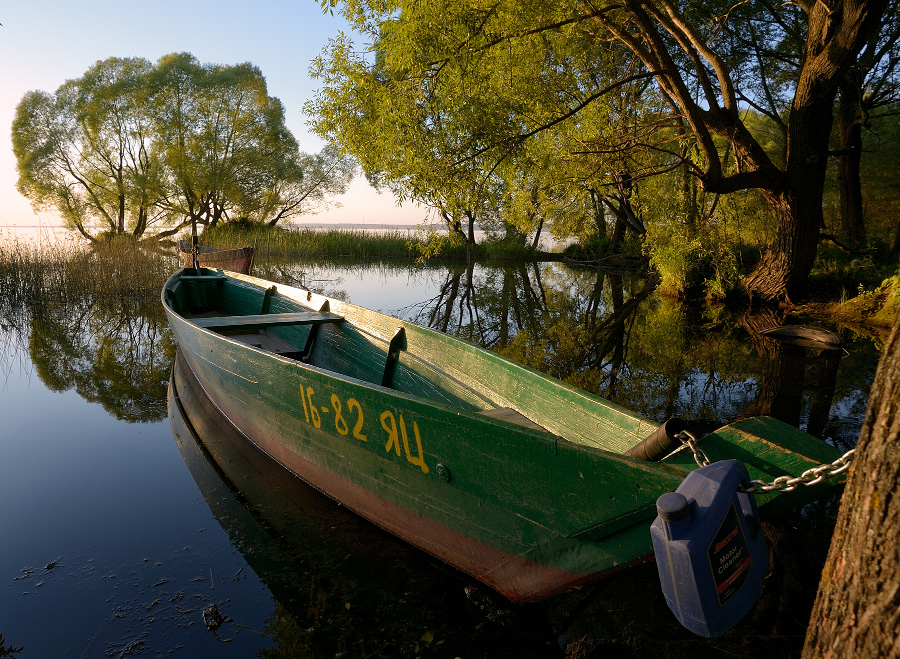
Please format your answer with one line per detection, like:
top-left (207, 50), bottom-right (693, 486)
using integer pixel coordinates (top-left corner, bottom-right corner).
top-left (0, 258), bottom-right (882, 657)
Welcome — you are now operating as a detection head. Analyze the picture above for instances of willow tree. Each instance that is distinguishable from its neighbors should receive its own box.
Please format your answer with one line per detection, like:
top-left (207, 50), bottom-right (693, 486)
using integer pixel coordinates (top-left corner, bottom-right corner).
top-left (310, 3), bottom-right (664, 252)
top-left (149, 53), bottom-right (305, 233)
top-left (261, 146), bottom-right (358, 226)
top-left (309, 33), bottom-right (516, 250)
top-left (12, 57), bottom-right (161, 241)
top-left (313, 0), bottom-right (888, 301)
top-left (13, 53), bottom-right (350, 241)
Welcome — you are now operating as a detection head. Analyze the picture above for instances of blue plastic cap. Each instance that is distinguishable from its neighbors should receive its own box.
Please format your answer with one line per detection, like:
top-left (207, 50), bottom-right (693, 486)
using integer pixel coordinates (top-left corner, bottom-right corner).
top-left (657, 492), bottom-right (690, 521)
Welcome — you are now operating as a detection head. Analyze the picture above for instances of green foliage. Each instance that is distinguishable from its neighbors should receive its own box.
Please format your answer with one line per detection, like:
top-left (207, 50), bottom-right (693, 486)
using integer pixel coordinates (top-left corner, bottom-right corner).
top-left (644, 222), bottom-right (743, 300)
top-left (308, 0), bottom-right (894, 301)
top-left (12, 57), bottom-right (160, 240)
top-left (409, 226), bottom-right (467, 261)
top-left (858, 113), bottom-right (900, 247)
top-left (307, 1), bottom-right (665, 245)
top-left (831, 265), bottom-right (900, 327)
top-left (12, 54), bottom-right (353, 242)
top-left (637, 167), bottom-right (750, 299)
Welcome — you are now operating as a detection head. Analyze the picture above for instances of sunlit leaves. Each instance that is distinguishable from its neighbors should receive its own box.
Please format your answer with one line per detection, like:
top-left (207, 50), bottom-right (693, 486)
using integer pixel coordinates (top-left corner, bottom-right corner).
top-left (12, 58), bottom-right (161, 240)
top-left (306, 0), bottom-right (662, 239)
top-left (12, 53), bottom-right (352, 241)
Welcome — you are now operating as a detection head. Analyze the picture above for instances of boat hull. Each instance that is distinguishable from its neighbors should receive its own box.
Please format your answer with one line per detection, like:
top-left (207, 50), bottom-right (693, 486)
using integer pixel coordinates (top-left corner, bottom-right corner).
top-left (178, 241), bottom-right (254, 274)
top-left (172, 348), bottom-right (647, 599)
top-left (162, 269), bottom-right (846, 602)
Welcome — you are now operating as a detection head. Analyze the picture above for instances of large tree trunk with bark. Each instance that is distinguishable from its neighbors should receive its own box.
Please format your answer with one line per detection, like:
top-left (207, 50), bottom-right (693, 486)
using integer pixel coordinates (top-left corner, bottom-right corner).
top-left (802, 308), bottom-right (900, 658)
top-left (743, 51), bottom-right (841, 302)
top-left (743, 191), bottom-right (824, 303)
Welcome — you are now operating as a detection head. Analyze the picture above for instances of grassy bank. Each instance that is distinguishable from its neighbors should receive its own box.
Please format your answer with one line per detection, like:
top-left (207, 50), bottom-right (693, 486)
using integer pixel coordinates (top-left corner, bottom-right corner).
top-left (800, 244), bottom-right (900, 330)
top-left (196, 223), bottom-right (556, 262)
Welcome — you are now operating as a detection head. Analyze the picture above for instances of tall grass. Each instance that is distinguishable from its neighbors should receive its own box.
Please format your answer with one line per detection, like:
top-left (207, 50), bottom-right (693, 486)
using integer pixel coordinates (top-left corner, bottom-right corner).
top-left (201, 225), bottom-right (450, 260)
top-left (198, 223), bottom-right (550, 262)
top-left (0, 236), bottom-right (177, 318)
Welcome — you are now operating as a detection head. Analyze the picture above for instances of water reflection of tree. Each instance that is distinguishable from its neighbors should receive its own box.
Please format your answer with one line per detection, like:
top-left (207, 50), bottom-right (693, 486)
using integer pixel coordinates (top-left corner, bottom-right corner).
top-left (29, 296), bottom-right (174, 422)
top-left (403, 262), bottom-right (658, 404)
top-left (399, 261), bottom-right (874, 438)
top-left (738, 310), bottom-right (853, 441)
top-left (404, 261), bottom-right (548, 350)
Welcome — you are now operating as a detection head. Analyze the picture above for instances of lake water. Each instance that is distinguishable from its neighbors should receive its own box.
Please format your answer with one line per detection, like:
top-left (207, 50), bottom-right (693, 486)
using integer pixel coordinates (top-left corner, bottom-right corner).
top-left (0, 257), bottom-right (882, 658)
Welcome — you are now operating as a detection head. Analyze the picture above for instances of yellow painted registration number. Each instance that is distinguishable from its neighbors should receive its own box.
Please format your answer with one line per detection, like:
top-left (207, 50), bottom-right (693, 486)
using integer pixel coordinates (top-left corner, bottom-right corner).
top-left (298, 381), bottom-right (429, 474)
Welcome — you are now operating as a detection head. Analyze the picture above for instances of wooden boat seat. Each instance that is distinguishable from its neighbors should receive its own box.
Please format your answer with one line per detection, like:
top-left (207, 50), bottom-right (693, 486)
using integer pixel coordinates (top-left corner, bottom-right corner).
top-left (193, 312), bottom-right (344, 333)
top-left (179, 274), bottom-right (227, 281)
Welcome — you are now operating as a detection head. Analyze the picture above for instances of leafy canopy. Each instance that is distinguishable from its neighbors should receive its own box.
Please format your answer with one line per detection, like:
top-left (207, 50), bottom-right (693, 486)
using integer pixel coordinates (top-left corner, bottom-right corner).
top-left (310, 0), bottom-right (890, 300)
top-left (13, 53), bottom-right (355, 241)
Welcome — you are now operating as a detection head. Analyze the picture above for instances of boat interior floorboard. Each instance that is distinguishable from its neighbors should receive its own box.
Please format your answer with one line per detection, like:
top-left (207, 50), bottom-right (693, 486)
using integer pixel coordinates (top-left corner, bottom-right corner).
top-left (228, 330), bottom-right (302, 357)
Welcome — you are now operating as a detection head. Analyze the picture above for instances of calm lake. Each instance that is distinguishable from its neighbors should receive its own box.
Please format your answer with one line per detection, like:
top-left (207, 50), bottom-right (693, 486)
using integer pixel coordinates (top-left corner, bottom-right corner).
top-left (0, 257), bottom-right (882, 658)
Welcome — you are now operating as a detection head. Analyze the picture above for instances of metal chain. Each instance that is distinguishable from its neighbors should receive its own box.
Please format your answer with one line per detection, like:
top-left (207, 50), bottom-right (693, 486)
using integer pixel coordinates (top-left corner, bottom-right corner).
top-left (674, 430), bottom-right (855, 494)
top-left (675, 430), bottom-right (710, 468)
top-left (739, 449), bottom-right (855, 493)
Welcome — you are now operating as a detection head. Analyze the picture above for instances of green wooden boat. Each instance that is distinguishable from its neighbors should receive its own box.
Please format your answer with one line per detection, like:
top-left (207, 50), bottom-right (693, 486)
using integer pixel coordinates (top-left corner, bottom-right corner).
top-left (162, 268), bottom-right (844, 603)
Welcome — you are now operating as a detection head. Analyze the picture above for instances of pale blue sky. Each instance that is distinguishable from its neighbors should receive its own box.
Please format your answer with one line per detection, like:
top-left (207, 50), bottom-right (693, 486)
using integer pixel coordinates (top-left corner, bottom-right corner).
top-left (0, 0), bottom-right (424, 234)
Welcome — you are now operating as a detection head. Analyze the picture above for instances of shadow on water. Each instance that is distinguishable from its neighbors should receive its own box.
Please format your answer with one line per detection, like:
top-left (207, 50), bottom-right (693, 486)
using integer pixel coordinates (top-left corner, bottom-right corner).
top-left (1, 256), bottom-right (885, 657)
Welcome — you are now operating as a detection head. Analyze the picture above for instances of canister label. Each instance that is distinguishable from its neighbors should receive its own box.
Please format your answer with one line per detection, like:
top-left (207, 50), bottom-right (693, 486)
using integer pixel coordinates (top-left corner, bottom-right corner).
top-left (707, 504), bottom-right (752, 606)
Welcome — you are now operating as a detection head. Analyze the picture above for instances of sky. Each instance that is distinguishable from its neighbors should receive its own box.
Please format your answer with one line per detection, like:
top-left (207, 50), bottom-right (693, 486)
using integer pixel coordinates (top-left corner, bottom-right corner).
top-left (0, 0), bottom-right (425, 235)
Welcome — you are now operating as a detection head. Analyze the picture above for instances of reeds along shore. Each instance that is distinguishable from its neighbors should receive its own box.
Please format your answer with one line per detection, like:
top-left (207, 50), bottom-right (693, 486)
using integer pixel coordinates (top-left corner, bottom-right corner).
top-left (0, 236), bottom-right (174, 310)
top-left (0, 225), bottom-right (540, 313)
top-left (200, 225), bottom-right (550, 261)
top-left (0, 226), bottom-right (471, 317)
top-left (202, 225), bottom-right (452, 260)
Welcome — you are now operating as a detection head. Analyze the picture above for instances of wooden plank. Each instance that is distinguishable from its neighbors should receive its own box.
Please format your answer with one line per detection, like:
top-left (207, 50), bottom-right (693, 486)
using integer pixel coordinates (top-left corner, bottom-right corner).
top-left (480, 407), bottom-right (550, 433)
top-left (193, 312), bottom-right (344, 332)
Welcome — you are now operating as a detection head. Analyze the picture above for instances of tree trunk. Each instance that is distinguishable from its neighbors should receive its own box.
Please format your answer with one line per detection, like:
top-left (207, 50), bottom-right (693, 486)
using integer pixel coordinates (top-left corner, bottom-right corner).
top-left (589, 187), bottom-right (607, 240)
top-left (118, 192), bottom-right (126, 234)
top-left (802, 307), bottom-right (900, 658)
top-left (743, 85), bottom-right (836, 303)
top-left (133, 204), bottom-right (147, 238)
top-left (721, 0), bottom-right (885, 302)
top-left (530, 217), bottom-right (544, 251)
top-left (609, 214), bottom-right (627, 253)
top-left (464, 210), bottom-right (476, 264)
top-left (742, 192), bottom-right (821, 302)
top-left (836, 86), bottom-right (867, 248)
